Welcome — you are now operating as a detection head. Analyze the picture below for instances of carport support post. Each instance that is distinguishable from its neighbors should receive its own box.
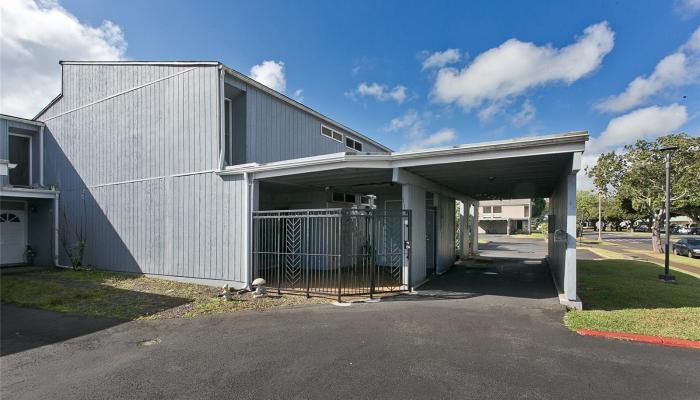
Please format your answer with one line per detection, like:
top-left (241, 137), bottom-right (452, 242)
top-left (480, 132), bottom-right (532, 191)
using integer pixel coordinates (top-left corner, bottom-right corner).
top-left (458, 201), bottom-right (468, 259)
top-left (564, 173), bottom-right (577, 301)
top-left (470, 202), bottom-right (479, 255)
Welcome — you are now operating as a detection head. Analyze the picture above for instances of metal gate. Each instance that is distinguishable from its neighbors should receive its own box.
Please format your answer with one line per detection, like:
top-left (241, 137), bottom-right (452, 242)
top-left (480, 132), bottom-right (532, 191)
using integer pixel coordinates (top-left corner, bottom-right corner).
top-left (252, 208), bottom-right (411, 301)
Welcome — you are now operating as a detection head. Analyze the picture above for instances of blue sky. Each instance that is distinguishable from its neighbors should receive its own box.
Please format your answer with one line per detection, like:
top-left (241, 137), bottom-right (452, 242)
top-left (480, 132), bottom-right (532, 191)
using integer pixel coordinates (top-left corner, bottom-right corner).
top-left (2, 0), bottom-right (699, 172)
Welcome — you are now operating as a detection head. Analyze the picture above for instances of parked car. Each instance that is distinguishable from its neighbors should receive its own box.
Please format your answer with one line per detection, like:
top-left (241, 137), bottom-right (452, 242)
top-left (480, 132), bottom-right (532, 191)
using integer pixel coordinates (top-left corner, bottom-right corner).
top-left (632, 224), bottom-right (649, 232)
top-left (678, 226), bottom-right (691, 234)
top-left (673, 238), bottom-right (700, 258)
top-left (689, 227), bottom-right (700, 235)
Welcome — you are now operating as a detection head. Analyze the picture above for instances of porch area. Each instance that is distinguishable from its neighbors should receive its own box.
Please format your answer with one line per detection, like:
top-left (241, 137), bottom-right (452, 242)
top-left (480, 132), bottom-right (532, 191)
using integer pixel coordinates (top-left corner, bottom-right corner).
top-left (223, 132), bottom-right (587, 306)
top-left (0, 187), bottom-right (59, 268)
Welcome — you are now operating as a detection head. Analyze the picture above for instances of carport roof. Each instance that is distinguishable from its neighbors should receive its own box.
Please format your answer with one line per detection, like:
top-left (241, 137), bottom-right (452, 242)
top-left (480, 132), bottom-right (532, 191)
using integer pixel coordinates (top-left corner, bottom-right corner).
top-left (219, 131), bottom-right (588, 200)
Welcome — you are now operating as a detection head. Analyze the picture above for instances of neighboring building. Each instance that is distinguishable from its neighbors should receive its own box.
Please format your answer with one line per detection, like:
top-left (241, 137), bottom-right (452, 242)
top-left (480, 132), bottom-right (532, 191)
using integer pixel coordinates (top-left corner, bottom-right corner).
top-left (478, 199), bottom-right (531, 234)
top-left (0, 114), bottom-right (58, 266)
top-left (0, 60), bottom-right (587, 307)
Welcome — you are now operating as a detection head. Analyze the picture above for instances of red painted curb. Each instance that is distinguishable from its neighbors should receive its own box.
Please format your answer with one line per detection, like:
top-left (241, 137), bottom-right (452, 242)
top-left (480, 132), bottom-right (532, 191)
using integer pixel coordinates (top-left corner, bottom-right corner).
top-left (577, 329), bottom-right (700, 349)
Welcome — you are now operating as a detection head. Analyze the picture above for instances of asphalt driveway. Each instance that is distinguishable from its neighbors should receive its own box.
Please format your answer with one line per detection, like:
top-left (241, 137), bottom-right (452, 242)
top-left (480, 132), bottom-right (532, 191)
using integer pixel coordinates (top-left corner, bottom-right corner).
top-left (3, 255), bottom-right (699, 400)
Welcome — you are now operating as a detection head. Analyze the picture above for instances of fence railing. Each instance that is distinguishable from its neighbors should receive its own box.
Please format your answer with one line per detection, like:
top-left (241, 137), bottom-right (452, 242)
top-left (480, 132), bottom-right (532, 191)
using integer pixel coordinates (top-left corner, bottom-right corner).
top-left (252, 208), bottom-right (411, 301)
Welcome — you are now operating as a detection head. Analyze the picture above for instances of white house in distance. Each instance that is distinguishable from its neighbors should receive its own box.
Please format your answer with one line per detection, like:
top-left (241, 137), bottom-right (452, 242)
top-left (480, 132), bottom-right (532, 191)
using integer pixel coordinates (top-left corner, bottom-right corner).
top-left (478, 199), bottom-right (532, 235)
top-left (0, 60), bottom-right (585, 307)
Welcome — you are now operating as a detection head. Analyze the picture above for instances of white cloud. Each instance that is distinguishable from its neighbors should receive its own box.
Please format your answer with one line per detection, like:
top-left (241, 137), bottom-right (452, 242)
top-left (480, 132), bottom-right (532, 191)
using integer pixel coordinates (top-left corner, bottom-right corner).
top-left (580, 103), bottom-right (688, 189)
top-left (588, 104), bottom-right (688, 153)
top-left (596, 26), bottom-right (700, 113)
top-left (402, 128), bottom-right (456, 151)
top-left (510, 100), bottom-right (537, 127)
top-left (0, 0), bottom-right (127, 118)
top-left (357, 82), bottom-right (406, 104)
top-left (421, 48), bottom-right (461, 70)
top-left (384, 109), bottom-right (421, 133)
top-left (432, 22), bottom-right (614, 114)
top-left (293, 89), bottom-right (304, 102)
top-left (384, 109), bottom-right (455, 150)
top-left (350, 82), bottom-right (407, 104)
top-left (249, 60), bottom-right (286, 93)
top-left (674, 0), bottom-right (700, 17)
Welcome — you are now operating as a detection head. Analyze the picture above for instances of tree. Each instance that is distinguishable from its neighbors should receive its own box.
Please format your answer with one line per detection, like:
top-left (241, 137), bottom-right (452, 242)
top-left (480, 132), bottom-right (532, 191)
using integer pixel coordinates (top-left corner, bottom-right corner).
top-left (576, 190), bottom-right (598, 235)
top-left (531, 198), bottom-right (547, 219)
top-left (587, 134), bottom-right (700, 253)
top-left (601, 195), bottom-right (626, 231)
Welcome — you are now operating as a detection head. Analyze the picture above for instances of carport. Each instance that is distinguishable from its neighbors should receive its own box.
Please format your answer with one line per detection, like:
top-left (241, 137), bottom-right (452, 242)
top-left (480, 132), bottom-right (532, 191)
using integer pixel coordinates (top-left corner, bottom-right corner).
top-left (221, 131), bottom-right (587, 307)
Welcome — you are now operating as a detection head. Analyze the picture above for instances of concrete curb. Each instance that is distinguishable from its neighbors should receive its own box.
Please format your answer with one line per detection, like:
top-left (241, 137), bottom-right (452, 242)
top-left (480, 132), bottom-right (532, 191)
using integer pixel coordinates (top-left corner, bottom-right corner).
top-left (577, 329), bottom-right (700, 350)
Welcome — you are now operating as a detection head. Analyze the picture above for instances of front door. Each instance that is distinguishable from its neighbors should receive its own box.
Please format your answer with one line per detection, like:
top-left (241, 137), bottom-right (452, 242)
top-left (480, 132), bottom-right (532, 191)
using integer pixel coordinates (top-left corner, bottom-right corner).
top-left (0, 208), bottom-right (27, 265)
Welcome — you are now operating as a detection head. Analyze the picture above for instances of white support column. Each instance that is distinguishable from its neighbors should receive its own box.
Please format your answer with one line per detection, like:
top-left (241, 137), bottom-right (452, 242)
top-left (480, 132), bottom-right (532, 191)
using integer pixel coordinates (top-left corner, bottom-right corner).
top-left (458, 201), bottom-right (468, 259)
top-left (564, 173), bottom-right (577, 301)
top-left (470, 202), bottom-right (479, 255)
top-left (244, 174), bottom-right (259, 289)
top-left (402, 183), bottom-right (426, 288)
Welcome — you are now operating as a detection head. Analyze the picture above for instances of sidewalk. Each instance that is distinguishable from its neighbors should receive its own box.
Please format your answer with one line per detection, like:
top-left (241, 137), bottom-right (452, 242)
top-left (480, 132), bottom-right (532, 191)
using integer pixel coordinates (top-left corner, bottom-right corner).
top-left (578, 241), bottom-right (700, 278)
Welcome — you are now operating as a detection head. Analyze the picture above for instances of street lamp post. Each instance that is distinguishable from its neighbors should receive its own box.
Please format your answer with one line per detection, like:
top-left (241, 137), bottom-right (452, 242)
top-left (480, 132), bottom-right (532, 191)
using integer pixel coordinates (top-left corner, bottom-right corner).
top-left (658, 146), bottom-right (678, 282)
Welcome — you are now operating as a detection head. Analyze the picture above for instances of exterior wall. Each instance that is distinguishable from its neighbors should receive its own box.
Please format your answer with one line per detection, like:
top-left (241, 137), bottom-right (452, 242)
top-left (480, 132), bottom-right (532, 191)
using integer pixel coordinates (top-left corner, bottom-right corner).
top-left (436, 194), bottom-right (455, 273)
top-left (1, 118), bottom-right (42, 187)
top-left (478, 220), bottom-right (507, 234)
top-left (223, 74), bottom-right (387, 165)
top-left (479, 199), bottom-right (530, 220)
top-left (548, 173), bottom-right (577, 301)
top-left (39, 64), bottom-right (249, 286)
top-left (26, 198), bottom-right (54, 266)
top-left (402, 184), bottom-right (426, 285)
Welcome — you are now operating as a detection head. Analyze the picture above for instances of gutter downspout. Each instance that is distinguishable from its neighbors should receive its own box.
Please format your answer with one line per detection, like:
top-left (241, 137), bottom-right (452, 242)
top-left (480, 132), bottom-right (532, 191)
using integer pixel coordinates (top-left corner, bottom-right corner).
top-left (218, 65), bottom-right (226, 170)
top-left (243, 171), bottom-right (253, 290)
top-left (53, 192), bottom-right (60, 266)
top-left (39, 126), bottom-right (45, 186)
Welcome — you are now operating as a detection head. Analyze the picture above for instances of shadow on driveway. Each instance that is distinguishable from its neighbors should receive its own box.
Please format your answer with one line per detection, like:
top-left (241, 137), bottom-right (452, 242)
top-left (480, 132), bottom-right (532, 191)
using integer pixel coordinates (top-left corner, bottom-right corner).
top-left (1, 304), bottom-right (126, 356)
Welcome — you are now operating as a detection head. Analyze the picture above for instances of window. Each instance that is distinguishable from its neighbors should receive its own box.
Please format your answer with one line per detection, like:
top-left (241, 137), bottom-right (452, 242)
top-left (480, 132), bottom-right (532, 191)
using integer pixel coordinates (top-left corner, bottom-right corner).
top-left (9, 134), bottom-right (31, 187)
top-left (0, 213), bottom-right (20, 223)
top-left (493, 206), bottom-right (502, 214)
top-left (524, 205), bottom-right (530, 218)
top-left (224, 98), bottom-right (232, 165)
top-left (331, 192), bottom-right (358, 204)
top-left (321, 124), bottom-right (343, 142)
top-left (483, 206), bottom-right (492, 214)
top-left (332, 192), bottom-right (345, 202)
top-left (345, 137), bottom-right (363, 152)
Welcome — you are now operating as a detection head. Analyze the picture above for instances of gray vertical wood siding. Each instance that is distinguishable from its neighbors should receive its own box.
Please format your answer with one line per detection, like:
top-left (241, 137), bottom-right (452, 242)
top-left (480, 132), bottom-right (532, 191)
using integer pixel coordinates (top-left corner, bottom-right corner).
top-left (35, 62), bottom-right (392, 286)
top-left (40, 64), bottom-right (249, 285)
top-left (224, 74), bottom-right (387, 164)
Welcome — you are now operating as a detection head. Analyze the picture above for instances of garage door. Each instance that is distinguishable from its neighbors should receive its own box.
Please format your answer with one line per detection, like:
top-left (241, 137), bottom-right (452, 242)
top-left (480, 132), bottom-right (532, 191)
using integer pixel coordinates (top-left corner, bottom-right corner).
top-left (479, 220), bottom-right (507, 234)
top-left (0, 208), bottom-right (27, 265)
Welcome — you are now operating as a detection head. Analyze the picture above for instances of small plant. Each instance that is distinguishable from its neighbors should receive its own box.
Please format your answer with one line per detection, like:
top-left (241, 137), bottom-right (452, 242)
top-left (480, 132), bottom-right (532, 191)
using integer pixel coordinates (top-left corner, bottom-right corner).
top-left (60, 191), bottom-right (88, 271)
top-left (64, 240), bottom-right (86, 270)
top-left (25, 245), bottom-right (37, 264)
top-left (539, 222), bottom-right (549, 241)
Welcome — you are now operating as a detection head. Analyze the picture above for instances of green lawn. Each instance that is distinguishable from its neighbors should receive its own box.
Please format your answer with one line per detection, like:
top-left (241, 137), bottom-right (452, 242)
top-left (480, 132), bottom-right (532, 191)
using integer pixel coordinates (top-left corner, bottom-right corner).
top-left (510, 232), bottom-right (544, 239)
top-left (565, 260), bottom-right (700, 341)
top-left (1, 269), bottom-right (327, 320)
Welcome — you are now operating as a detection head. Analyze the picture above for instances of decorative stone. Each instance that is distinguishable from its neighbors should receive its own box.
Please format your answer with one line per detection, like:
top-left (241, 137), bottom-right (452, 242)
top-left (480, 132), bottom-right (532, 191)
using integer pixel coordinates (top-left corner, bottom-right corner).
top-left (252, 278), bottom-right (266, 286)
top-left (220, 284), bottom-right (232, 301)
top-left (252, 277), bottom-right (267, 298)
